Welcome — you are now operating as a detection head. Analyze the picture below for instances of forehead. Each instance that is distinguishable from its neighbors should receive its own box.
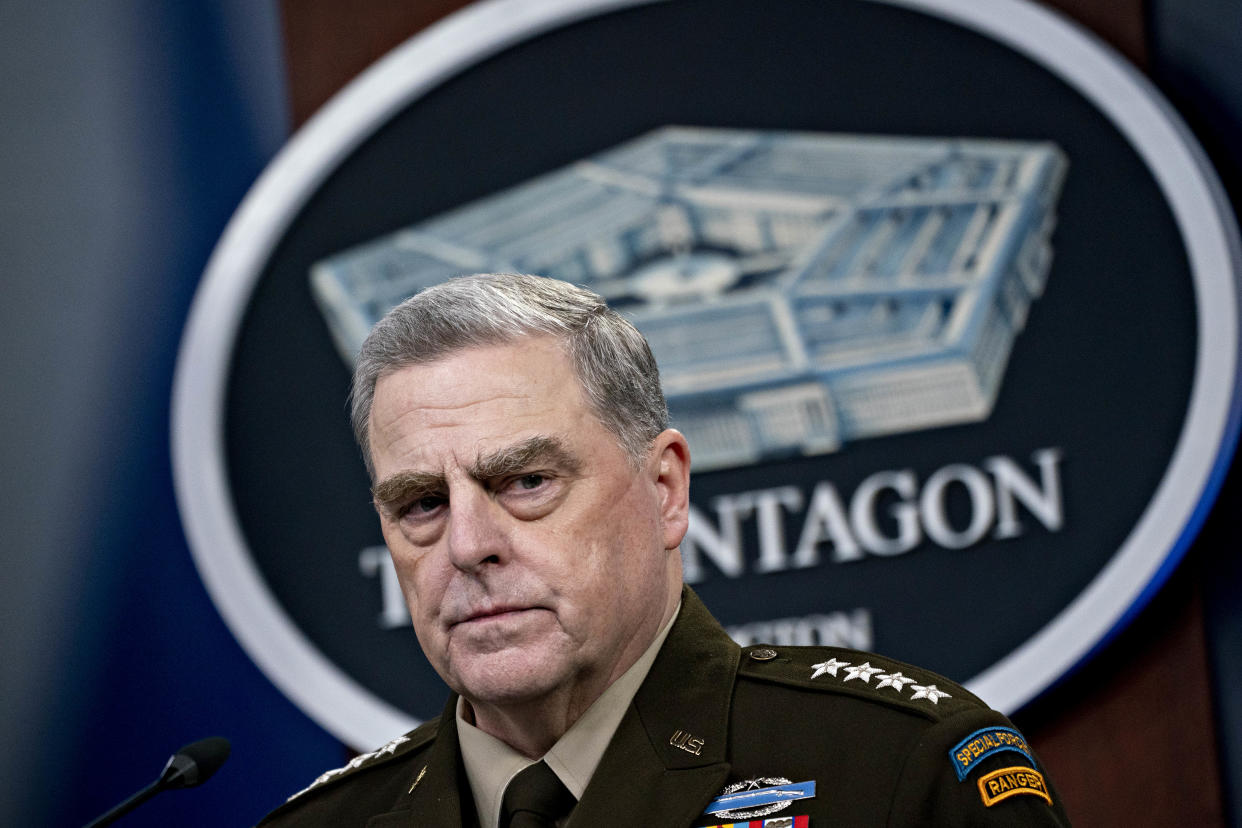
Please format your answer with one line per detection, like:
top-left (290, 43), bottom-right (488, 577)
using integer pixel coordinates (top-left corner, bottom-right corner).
top-left (367, 336), bottom-right (596, 472)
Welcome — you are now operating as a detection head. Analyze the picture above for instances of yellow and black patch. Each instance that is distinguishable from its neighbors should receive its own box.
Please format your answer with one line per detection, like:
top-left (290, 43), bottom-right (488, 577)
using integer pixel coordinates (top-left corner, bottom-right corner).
top-left (976, 766), bottom-right (1052, 807)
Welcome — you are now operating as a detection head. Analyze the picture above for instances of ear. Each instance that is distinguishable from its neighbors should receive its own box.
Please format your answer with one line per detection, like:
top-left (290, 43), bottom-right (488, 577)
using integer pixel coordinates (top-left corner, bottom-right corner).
top-left (649, 429), bottom-right (691, 551)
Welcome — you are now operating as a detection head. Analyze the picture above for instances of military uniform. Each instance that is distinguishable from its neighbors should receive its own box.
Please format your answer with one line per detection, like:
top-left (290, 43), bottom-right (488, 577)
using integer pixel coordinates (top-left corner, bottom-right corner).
top-left (258, 588), bottom-right (1070, 826)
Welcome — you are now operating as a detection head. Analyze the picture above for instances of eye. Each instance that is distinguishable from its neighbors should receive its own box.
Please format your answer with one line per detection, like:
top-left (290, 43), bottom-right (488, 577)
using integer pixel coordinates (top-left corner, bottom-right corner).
top-left (497, 471), bottom-right (563, 520)
top-left (417, 494), bottom-right (446, 511)
top-left (516, 473), bottom-right (546, 490)
top-left (398, 494), bottom-right (445, 519)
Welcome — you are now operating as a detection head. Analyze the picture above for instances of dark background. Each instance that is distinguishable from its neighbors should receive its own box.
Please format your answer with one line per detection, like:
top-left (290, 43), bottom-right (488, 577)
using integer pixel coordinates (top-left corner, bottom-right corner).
top-left (226, 0), bottom-right (1196, 716)
top-left (3, 1), bottom-right (1239, 826)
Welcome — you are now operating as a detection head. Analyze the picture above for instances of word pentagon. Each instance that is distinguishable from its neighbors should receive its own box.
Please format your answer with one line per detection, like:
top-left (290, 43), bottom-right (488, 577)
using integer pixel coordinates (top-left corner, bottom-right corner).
top-left (683, 449), bottom-right (1063, 582)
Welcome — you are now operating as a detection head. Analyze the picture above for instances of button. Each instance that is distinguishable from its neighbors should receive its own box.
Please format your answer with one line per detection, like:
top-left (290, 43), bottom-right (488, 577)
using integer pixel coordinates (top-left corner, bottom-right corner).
top-left (749, 647), bottom-right (778, 661)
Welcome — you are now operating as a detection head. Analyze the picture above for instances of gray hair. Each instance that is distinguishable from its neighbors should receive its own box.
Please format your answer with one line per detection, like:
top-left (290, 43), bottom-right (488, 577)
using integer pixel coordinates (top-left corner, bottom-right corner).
top-left (350, 273), bottom-right (669, 479)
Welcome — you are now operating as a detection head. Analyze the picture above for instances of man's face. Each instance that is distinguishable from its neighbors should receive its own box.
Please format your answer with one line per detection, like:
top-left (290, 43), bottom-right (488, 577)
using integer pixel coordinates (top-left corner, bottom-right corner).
top-left (368, 336), bottom-right (688, 710)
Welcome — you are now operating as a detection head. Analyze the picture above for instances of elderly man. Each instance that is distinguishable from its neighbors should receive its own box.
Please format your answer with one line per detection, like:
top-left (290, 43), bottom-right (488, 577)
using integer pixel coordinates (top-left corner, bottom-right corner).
top-left (259, 273), bottom-right (1069, 827)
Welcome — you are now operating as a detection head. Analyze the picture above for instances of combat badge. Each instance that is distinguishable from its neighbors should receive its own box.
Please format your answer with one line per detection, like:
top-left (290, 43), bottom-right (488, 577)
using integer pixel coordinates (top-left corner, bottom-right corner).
top-left (977, 766), bottom-right (1052, 807)
top-left (704, 778), bottom-right (815, 820)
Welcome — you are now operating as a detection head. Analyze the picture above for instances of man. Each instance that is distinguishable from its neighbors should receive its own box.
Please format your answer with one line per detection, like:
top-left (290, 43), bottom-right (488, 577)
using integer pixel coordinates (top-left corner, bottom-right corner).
top-left (259, 273), bottom-right (1070, 827)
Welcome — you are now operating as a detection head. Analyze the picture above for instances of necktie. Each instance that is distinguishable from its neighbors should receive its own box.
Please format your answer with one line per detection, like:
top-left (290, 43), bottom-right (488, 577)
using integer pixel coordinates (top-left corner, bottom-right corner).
top-left (500, 761), bottom-right (576, 828)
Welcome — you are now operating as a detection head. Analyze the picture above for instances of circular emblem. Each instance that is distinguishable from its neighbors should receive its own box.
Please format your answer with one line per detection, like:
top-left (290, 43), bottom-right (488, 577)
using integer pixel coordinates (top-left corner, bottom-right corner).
top-left (173, 0), bottom-right (1241, 750)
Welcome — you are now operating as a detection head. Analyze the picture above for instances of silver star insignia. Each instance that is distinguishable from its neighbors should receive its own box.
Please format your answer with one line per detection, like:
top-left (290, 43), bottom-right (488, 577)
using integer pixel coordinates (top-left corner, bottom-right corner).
top-left (374, 735), bottom-right (409, 758)
top-left (875, 672), bottom-right (916, 691)
top-left (291, 733), bottom-right (412, 801)
top-left (909, 684), bottom-right (952, 704)
top-left (843, 661), bottom-right (884, 683)
top-left (810, 657), bottom-right (850, 679)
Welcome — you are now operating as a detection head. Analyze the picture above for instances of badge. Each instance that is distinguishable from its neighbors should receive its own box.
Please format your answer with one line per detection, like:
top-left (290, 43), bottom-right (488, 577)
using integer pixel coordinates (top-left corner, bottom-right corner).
top-left (977, 766), bottom-right (1052, 807)
top-left (949, 727), bottom-right (1035, 781)
top-left (705, 778), bottom-right (816, 819)
top-left (288, 734), bottom-right (410, 801)
top-left (809, 658), bottom-right (951, 704)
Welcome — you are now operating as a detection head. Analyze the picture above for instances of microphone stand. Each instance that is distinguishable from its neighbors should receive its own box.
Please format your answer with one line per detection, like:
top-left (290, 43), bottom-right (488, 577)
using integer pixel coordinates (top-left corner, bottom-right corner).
top-left (82, 737), bottom-right (230, 827)
top-left (84, 779), bottom-right (163, 828)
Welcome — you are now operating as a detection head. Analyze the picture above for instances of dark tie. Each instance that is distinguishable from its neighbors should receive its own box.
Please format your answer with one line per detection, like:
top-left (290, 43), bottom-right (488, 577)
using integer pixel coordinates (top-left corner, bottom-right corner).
top-left (499, 761), bottom-right (576, 828)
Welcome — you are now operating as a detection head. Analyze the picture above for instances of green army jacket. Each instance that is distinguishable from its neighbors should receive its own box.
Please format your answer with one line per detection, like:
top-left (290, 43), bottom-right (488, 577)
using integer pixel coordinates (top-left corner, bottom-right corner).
top-left (258, 587), bottom-right (1070, 826)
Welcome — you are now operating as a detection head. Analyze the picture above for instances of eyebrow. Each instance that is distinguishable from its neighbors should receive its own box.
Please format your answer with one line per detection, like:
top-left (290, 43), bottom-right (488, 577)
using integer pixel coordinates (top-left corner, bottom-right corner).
top-left (372, 470), bottom-right (446, 519)
top-left (371, 435), bottom-right (582, 518)
top-left (468, 435), bottom-right (581, 480)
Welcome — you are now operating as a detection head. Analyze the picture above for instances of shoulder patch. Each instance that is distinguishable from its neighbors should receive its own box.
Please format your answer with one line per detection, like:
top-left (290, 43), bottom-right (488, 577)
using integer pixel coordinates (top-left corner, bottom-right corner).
top-left (738, 645), bottom-right (984, 717)
top-left (977, 766), bottom-right (1052, 808)
top-left (286, 721), bottom-right (435, 803)
top-left (950, 726), bottom-right (1035, 781)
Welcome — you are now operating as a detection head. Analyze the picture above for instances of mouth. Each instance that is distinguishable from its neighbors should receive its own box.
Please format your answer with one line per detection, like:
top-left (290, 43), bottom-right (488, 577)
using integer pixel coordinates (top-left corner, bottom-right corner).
top-left (453, 605), bottom-right (542, 627)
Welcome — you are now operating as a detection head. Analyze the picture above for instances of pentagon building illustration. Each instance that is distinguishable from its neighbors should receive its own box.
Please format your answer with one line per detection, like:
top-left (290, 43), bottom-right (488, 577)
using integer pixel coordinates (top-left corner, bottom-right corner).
top-left (311, 127), bottom-right (1067, 472)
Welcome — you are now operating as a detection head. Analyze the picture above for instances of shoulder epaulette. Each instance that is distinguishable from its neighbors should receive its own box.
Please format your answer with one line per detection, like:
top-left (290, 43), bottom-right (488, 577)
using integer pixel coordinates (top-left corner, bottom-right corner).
top-left (737, 644), bottom-right (987, 719)
top-left (286, 717), bottom-right (439, 803)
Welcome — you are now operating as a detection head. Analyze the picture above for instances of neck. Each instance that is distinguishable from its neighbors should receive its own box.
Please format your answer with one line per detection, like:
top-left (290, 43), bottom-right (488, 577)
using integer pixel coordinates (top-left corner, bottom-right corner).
top-left (463, 683), bottom-right (603, 758)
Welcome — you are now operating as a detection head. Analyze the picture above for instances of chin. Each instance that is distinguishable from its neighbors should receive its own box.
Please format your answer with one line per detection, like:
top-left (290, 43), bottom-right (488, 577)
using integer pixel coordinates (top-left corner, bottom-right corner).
top-left (451, 650), bottom-right (573, 706)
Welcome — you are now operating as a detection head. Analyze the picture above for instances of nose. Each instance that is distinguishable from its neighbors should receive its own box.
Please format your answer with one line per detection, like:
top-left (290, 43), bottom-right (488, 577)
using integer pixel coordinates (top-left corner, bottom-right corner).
top-left (445, 485), bottom-right (509, 572)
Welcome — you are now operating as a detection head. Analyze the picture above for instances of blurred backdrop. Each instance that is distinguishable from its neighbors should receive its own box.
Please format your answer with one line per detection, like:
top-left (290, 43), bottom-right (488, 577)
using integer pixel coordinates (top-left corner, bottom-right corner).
top-left (3, 1), bottom-right (1241, 826)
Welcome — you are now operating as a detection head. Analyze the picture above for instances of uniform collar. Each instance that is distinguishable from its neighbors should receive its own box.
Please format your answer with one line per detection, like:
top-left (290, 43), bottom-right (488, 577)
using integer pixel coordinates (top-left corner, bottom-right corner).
top-left (564, 586), bottom-right (738, 827)
top-left (397, 697), bottom-right (472, 827)
top-left (403, 586), bottom-right (738, 828)
top-left (457, 603), bottom-right (680, 828)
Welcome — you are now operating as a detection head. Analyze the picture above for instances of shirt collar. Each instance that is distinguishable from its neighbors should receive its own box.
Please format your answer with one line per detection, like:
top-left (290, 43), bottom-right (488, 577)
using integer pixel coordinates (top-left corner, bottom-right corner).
top-left (457, 603), bottom-right (681, 828)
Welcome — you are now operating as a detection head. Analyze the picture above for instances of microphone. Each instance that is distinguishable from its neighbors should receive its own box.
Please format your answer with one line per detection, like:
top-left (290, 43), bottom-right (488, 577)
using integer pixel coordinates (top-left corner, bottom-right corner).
top-left (158, 736), bottom-right (231, 789)
top-left (84, 737), bottom-right (231, 827)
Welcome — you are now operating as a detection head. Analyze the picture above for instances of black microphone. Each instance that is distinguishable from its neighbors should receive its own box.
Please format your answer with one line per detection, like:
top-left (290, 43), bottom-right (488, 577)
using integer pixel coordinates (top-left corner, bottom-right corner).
top-left (84, 737), bottom-right (231, 827)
